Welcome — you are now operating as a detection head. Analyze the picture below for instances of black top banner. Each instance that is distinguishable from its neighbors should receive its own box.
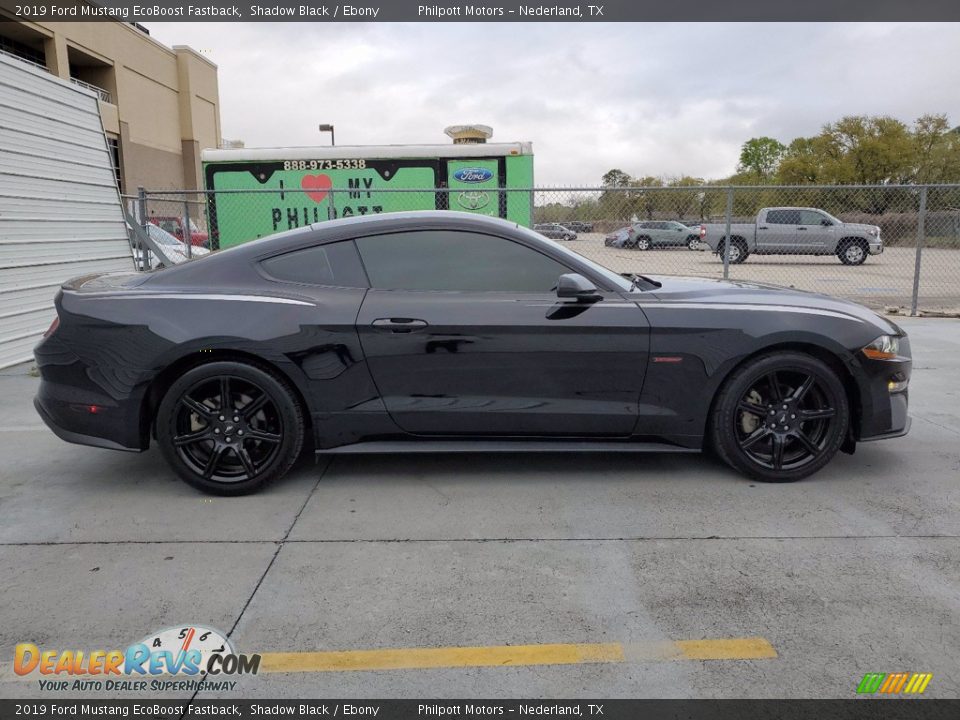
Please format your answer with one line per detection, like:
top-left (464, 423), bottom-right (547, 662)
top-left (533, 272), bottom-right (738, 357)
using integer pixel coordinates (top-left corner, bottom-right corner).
top-left (3, 0), bottom-right (960, 21)
top-left (1, 700), bottom-right (959, 720)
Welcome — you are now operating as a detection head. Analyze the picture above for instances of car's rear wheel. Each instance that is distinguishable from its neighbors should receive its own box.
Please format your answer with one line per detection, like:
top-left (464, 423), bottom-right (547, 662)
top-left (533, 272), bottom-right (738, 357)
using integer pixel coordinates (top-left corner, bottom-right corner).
top-left (635, 236), bottom-right (651, 251)
top-left (838, 238), bottom-right (868, 265)
top-left (157, 361), bottom-right (304, 495)
top-left (717, 238), bottom-right (749, 264)
top-left (711, 352), bottom-right (849, 482)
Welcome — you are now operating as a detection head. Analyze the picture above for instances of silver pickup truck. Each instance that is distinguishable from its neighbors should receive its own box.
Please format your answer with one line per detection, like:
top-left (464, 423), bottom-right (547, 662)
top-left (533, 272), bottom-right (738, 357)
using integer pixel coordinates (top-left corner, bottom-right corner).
top-left (700, 207), bottom-right (883, 265)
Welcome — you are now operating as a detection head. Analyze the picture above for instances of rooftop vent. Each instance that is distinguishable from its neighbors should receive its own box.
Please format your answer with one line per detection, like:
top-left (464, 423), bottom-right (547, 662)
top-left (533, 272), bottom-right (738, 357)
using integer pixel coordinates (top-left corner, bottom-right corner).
top-left (444, 125), bottom-right (493, 144)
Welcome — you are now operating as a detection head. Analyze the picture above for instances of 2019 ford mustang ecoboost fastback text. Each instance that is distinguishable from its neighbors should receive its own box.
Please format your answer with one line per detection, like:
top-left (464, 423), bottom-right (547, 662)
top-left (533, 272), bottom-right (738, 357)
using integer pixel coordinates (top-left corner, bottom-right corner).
top-left (34, 212), bottom-right (911, 494)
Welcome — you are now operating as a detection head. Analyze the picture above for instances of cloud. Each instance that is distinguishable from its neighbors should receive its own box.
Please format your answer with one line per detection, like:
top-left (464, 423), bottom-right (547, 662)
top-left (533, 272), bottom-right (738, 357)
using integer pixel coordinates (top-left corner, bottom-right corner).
top-left (148, 22), bottom-right (960, 185)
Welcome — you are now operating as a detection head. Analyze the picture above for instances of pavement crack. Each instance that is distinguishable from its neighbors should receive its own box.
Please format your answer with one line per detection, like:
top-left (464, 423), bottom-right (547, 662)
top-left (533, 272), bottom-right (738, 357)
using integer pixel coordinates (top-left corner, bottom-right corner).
top-left (177, 456), bottom-right (331, 719)
top-left (4, 532), bottom-right (959, 546)
top-left (225, 456), bottom-right (331, 639)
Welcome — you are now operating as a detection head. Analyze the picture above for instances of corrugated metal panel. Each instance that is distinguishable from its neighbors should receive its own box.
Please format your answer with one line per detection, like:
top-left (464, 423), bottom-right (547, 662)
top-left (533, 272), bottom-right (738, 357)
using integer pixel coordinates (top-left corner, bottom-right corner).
top-left (0, 54), bottom-right (132, 369)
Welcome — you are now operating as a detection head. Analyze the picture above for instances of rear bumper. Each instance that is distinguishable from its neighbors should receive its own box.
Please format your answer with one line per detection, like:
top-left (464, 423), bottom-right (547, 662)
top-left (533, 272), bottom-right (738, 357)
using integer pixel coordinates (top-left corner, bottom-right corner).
top-left (34, 396), bottom-right (140, 452)
top-left (33, 334), bottom-right (146, 452)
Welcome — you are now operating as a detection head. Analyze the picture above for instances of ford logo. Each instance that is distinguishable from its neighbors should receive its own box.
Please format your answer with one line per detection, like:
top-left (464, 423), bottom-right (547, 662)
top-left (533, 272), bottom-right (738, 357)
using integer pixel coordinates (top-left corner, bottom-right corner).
top-left (454, 168), bottom-right (494, 184)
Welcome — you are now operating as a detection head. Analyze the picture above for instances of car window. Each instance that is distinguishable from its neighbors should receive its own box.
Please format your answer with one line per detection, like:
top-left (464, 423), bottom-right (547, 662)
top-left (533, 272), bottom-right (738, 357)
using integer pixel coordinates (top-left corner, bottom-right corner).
top-left (766, 210), bottom-right (801, 225)
top-left (260, 240), bottom-right (369, 288)
top-left (355, 231), bottom-right (571, 293)
top-left (799, 210), bottom-right (827, 225)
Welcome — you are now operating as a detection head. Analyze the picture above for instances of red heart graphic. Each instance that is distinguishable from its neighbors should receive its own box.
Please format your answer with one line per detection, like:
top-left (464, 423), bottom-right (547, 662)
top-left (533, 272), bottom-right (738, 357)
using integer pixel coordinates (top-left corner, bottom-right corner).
top-left (300, 174), bottom-right (332, 203)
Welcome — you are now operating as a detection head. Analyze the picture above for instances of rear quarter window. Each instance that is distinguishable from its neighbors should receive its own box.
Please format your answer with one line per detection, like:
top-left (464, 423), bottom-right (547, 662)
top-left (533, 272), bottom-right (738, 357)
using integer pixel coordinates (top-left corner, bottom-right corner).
top-left (260, 240), bottom-right (368, 288)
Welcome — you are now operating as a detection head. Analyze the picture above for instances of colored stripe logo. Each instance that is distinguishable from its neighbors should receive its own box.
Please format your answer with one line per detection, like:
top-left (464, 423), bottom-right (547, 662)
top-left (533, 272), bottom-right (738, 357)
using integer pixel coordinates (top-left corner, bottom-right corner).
top-left (857, 672), bottom-right (933, 694)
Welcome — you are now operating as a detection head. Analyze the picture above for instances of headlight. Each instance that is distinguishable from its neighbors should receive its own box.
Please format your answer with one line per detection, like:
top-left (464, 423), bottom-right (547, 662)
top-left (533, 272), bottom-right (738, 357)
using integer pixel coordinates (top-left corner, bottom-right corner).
top-left (868, 228), bottom-right (880, 236)
top-left (862, 335), bottom-right (900, 360)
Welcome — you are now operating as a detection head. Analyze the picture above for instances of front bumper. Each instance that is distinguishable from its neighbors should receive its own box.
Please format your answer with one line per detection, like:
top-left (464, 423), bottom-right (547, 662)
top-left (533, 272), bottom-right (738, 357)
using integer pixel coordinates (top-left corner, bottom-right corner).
top-left (869, 237), bottom-right (883, 255)
top-left (853, 335), bottom-right (911, 441)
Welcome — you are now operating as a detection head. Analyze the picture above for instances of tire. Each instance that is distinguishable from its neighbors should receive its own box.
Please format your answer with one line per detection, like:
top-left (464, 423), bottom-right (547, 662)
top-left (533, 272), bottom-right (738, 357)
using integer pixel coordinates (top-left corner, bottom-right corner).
top-left (838, 238), bottom-right (868, 265)
top-left (710, 352), bottom-right (849, 483)
top-left (687, 235), bottom-right (699, 250)
top-left (156, 361), bottom-right (304, 495)
top-left (635, 235), bottom-right (651, 251)
top-left (717, 238), bottom-right (749, 264)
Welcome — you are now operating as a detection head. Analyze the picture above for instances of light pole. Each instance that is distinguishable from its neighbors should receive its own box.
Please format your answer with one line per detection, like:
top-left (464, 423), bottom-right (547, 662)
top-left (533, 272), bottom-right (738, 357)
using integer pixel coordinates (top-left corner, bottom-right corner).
top-left (318, 124), bottom-right (335, 146)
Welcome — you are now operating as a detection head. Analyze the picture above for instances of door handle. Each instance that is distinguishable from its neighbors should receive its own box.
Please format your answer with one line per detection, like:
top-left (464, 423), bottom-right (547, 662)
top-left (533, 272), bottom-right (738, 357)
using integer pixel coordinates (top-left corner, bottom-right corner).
top-left (797, 226), bottom-right (807, 230)
top-left (372, 317), bottom-right (428, 333)
top-left (758, 226), bottom-right (769, 230)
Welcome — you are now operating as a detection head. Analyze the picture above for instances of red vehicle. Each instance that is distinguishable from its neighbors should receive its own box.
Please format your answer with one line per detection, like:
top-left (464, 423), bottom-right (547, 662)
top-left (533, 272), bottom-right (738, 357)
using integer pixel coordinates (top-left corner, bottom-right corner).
top-left (148, 216), bottom-right (209, 248)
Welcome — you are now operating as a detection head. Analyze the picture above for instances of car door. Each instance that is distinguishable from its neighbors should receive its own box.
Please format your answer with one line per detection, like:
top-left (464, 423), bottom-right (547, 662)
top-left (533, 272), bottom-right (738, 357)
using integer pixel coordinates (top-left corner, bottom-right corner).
top-left (757, 209), bottom-right (801, 252)
top-left (353, 229), bottom-right (650, 436)
top-left (796, 209), bottom-right (832, 253)
top-left (664, 221), bottom-right (689, 246)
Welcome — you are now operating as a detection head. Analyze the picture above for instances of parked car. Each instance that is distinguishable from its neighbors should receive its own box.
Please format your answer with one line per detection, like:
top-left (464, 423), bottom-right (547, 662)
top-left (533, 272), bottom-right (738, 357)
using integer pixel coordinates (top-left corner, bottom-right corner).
top-left (604, 227), bottom-right (632, 246)
top-left (699, 207), bottom-right (883, 265)
top-left (609, 221), bottom-right (700, 250)
top-left (134, 224), bottom-right (210, 269)
top-left (565, 221), bottom-right (594, 233)
top-left (149, 216), bottom-right (209, 248)
top-left (534, 223), bottom-right (577, 241)
top-left (35, 211), bottom-right (911, 495)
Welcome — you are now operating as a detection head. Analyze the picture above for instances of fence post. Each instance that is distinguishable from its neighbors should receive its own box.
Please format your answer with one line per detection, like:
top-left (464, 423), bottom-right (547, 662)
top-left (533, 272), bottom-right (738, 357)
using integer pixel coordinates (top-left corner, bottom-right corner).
top-left (910, 186), bottom-right (927, 317)
top-left (137, 186), bottom-right (149, 271)
top-left (182, 195), bottom-right (192, 259)
top-left (722, 187), bottom-right (733, 280)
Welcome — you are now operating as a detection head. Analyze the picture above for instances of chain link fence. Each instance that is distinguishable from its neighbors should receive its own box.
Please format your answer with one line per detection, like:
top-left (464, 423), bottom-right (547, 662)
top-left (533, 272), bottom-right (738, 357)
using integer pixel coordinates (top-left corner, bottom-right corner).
top-left (132, 185), bottom-right (960, 315)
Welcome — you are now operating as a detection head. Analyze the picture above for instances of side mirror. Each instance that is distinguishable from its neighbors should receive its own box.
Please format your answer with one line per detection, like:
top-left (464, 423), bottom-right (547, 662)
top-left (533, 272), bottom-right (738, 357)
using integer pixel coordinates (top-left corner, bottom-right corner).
top-left (557, 273), bottom-right (601, 303)
top-left (821, 219), bottom-right (833, 226)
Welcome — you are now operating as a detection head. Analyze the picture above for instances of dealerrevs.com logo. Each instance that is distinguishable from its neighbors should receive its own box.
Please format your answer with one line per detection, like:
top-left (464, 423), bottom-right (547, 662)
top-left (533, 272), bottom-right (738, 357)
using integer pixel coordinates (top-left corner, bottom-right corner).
top-left (14, 625), bottom-right (260, 692)
top-left (856, 672), bottom-right (933, 695)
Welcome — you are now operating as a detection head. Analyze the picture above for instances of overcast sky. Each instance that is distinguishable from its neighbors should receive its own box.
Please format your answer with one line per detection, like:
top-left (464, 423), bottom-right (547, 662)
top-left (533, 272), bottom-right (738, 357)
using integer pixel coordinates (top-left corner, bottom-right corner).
top-left (149, 22), bottom-right (960, 186)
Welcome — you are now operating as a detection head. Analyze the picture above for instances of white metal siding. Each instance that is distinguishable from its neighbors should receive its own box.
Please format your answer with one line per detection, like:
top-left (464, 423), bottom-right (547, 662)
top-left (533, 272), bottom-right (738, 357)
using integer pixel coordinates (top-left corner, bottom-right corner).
top-left (0, 55), bottom-right (132, 369)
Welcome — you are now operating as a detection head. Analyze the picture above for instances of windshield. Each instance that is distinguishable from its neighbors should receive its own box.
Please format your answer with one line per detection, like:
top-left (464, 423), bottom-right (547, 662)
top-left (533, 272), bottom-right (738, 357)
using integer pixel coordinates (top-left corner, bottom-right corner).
top-left (146, 224), bottom-right (181, 247)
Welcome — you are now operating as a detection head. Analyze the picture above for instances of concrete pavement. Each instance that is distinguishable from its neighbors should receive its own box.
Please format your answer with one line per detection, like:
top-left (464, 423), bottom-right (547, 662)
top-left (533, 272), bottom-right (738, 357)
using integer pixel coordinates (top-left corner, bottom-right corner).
top-left (1, 318), bottom-right (957, 699)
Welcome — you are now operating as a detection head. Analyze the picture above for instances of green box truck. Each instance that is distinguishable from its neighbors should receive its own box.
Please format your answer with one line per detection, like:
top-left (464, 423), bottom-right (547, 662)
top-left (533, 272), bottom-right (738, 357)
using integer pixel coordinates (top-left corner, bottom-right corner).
top-left (201, 140), bottom-right (534, 249)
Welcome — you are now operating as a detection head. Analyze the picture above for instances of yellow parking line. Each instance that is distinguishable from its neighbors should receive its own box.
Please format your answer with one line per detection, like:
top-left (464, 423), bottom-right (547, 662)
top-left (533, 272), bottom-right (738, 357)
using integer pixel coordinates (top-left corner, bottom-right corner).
top-left (258, 637), bottom-right (775, 673)
top-left (675, 637), bottom-right (778, 661)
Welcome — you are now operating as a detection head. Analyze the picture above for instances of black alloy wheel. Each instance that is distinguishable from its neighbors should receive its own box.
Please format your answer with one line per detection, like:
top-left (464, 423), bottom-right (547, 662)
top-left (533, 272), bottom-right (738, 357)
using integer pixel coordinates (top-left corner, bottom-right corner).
top-left (711, 352), bottom-right (849, 482)
top-left (157, 361), bottom-right (304, 495)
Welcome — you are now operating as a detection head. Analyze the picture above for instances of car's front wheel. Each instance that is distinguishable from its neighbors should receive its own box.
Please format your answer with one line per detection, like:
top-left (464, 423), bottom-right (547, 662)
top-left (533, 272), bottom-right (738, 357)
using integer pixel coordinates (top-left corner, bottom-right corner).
top-left (710, 352), bottom-right (849, 482)
top-left (838, 238), bottom-right (868, 265)
top-left (156, 361), bottom-right (304, 495)
top-left (635, 236), bottom-right (651, 250)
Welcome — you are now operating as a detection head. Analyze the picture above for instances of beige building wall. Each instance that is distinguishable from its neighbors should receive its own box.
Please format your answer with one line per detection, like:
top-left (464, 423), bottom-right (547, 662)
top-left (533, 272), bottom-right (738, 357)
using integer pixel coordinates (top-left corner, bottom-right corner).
top-left (0, 19), bottom-right (220, 192)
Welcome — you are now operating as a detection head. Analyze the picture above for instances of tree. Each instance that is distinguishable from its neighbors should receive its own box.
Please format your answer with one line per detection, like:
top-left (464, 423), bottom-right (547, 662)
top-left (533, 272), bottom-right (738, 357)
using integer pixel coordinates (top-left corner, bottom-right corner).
top-left (601, 169), bottom-right (632, 188)
top-left (737, 137), bottom-right (786, 180)
top-left (630, 176), bottom-right (665, 220)
top-left (665, 176), bottom-right (705, 219)
top-left (600, 169), bottom-right (635, 220)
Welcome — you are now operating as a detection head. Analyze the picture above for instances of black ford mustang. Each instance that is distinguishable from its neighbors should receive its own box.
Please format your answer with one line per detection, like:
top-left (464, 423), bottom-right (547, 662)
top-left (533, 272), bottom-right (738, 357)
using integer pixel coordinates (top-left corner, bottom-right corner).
top-left (34, 212), bottom-right (911, 495)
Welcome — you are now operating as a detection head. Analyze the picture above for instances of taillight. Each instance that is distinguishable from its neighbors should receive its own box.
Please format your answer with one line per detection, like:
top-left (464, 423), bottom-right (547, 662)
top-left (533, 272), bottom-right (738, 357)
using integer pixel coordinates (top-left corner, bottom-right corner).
top-left (699, 225), bottom-right (706, 238)
top-left (44, 316), bottom-right (60, 338)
